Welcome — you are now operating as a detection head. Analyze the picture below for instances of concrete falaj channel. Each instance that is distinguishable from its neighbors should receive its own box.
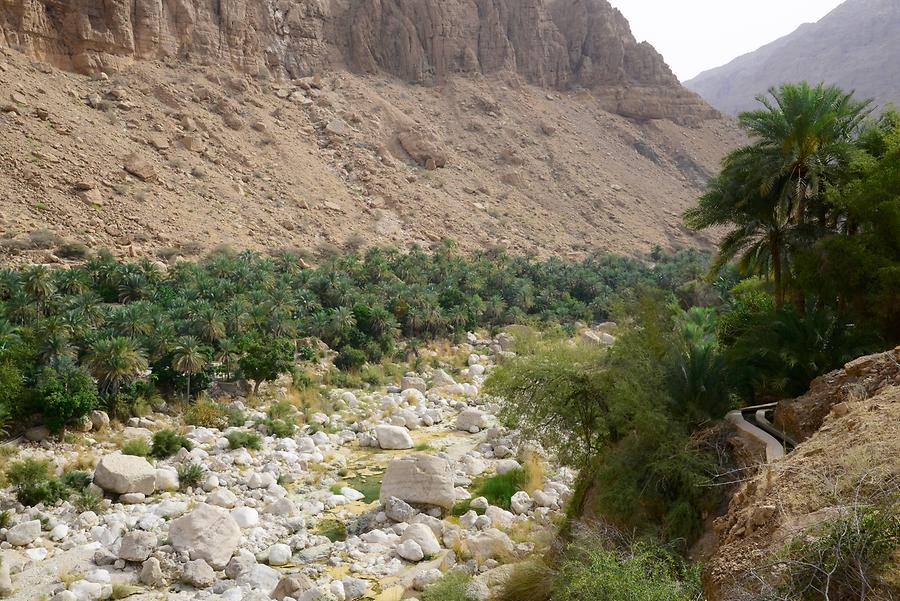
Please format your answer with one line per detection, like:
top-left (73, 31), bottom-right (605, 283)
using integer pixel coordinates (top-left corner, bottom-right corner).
top-left (726, 403), bottom-right (796, 462)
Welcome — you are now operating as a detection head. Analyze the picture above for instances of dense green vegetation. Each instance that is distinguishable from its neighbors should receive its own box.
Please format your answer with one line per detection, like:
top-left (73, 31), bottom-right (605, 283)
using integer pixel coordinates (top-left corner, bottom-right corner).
top-left (686, 83), bottom-right (900, 397)
top-left (489, 83), bottom-right (900, 600)
top-left (0, 244), bottom-right (707, 433)
top-left (488, 292), bottom-right (731, 546)
top-left (499, 530), bottom-right (703, 601)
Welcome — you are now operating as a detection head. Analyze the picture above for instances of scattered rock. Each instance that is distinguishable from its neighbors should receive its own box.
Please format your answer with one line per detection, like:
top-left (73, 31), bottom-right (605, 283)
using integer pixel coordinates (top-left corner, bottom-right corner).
top-left (124, 154), bottom-right (157, 182)
top-left (456, 408), bottom-right (488, 433)
top-left (140, 557), bottom-right (165, 587)
top-left (384, 496), bottom-right (417, 523)
top-left (380, 454), bottom-right (456, 510)
top-left (93, 453), bottom-right (157, 495)
top-left (181, 558), bottom-right (216, 588)
top-left (7, 520), bottom-right (41, 546)
top-left (272, 573), bottom-right (316, 601)
top-left (168, 503), bottom-right (241, 569)
top-left (374, 424), bottom-right (414, 450)
top-left (401, 523), bottom-right (441, 557)
top-left (118, 530), bottom-right (157, 562)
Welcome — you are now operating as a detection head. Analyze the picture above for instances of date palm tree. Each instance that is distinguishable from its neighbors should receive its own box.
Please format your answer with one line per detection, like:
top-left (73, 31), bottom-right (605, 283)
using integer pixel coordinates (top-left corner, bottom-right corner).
top-left (739, 82), bottom-right (870, 226)
top-left (171, 336), bottom-right (208, 399)
top-left (0, 319), bottom-right (20, 353)
top-left (686, 83), bottom-right (870, 308)
top-left (86, 336), bottom-right (148, 399)
top-left (23, 265), bottom-right (55, 313)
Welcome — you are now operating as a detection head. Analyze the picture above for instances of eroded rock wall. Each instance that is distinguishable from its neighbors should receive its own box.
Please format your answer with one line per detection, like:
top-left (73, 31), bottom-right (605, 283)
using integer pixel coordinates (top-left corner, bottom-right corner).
top-left (0, 0), bottom-right (331, 76)
top-left (0, 0), bottom-right (717, 123)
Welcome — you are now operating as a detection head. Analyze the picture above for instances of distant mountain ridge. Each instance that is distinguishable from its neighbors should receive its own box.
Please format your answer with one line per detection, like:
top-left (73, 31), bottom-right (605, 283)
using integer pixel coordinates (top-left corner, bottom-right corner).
top-left (685, 0), bottom-right (900, 115)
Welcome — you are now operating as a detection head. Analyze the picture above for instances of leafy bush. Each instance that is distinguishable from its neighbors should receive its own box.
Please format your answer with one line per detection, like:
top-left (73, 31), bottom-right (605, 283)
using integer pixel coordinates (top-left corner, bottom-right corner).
top-left (226, 430), bottom-right (261, 450)
top-left (150, 429), bottom-right (193, 459)
top-left (488, 293), bottom-right (725, 544)
top-left (260, 418), bottom-right (295, 438)
top-left (552, 540), bottom-right (703, 601)
top-left (500, 531), bottom-right (702, 601)
top-left (74, 489), bottom-right (104, 513)
top-left (121, 438), bottom-right (151, 457)
top-left (223, 404), bottom-right (247, 427)
top-left (38, 363), bottom-right (98, 433)
top-left (177, 463), bottom-right (206, 490)
top-left (334, 346), bottom-right (367, 371)
top-left (239, 336), bottom-right (294, 395)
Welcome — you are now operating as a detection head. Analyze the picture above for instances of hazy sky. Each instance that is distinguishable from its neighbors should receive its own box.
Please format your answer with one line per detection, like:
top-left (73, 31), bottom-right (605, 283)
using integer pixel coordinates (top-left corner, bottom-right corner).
top-left (610, 0), bottom-right (846, 81)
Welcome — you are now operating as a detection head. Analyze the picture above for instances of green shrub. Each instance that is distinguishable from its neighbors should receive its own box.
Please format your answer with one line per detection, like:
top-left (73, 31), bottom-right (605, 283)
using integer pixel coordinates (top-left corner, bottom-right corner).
top-left (500, 533), bottom-right (702, 601)
top-left (121, 438), bottom-right (151, 457)
top-left (150, 429), bottom-right (193, 459)
top-left (5, 460), bottom-right (91, 507)
top-left (226, 430), bottom-right (261, 450)
top-left (6, 458), bottom-right (57, 506)
top-left (74, 489), bottom-right (104, 513)
top-left (38, 364), bottom-right (98, 433)
top-left (451, 499), bottom-right (485, 517)
top-left (420, 570), bottom-right (472, 601)
top-left (59, 471), bottom-right (91, 491)
top-left (177, 463), bottom-right (206, 490)
top-left (185, 398), bottom-right (227, 428)
top-left (223, 405), bottom-right (247, 428)
top-left (297, 345), bottom-right (316, 362)
top-left (334, 346), bottom-right (366, 371)
top-left (477, 469), bottom-right (528, 510)
top-left (267, 400), bottom-right (294, 421)
top-left (553, 542), bottom-right (702, 601)
top-left (262, 418), bottom-right (295, 438)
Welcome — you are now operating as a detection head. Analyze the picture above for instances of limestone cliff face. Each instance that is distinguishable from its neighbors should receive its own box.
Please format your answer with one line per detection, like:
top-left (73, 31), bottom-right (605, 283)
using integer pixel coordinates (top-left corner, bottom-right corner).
top-left (0, 0), bottom-right (716, 123)
top-left (0, 0), bottom-right (331, 75)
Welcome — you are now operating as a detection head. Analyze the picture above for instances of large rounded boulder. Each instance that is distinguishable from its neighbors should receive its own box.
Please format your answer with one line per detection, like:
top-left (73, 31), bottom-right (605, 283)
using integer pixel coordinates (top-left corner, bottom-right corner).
top-left (168, 503), bottom-right (241, 569)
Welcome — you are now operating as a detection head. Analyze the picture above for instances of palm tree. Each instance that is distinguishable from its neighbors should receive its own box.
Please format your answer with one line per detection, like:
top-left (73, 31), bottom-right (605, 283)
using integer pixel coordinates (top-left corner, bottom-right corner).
top-left (739, 82), bottom-right (870, 225)
top-left (23, 265), bottom-right (55, 312)
top-left (192, 305), bottom-right (226, 344)
top-left (685, 83), bottom-right (870, 308)
top-left (109, 303), bottom-right (154, 338)
top-left (54, 269), bottom-right (90, 296)
top-left (0, 319), bottom-right (20, 353)
top-left (685, 154), bottom-right (794, 307)
top-left (215, 338), bottom-right (240, 381)
top-left (85, 337), bottom-right (148, 398)
top-left (35, 317), bottom-right (75, 365)
top-left (171, 336), bottom-right (208, 399)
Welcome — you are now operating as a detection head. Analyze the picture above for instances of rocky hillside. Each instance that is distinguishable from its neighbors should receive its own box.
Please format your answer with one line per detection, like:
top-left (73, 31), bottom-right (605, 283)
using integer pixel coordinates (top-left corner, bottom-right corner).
top-left (0, 0), bottom-right (736, 264)
top-left (705, 346), bottom-right (900, 600)
top-left (686, 0), bottom-right (900, 115)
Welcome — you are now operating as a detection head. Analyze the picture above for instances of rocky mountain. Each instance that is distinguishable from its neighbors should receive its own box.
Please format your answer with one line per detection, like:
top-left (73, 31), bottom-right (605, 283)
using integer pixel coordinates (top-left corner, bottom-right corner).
top-left (0, 0), bottom-right (736, 263)
top-left (686, 0), bottom-right (900, 115)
